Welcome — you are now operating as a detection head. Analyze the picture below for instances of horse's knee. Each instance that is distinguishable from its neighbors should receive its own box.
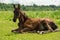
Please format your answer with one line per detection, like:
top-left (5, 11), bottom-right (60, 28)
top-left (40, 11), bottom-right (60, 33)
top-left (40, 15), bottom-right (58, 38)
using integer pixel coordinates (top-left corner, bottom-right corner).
top-left (18, 23), bottom-right (21, 28)
top-left (11, 28), bottom-right (19, 32)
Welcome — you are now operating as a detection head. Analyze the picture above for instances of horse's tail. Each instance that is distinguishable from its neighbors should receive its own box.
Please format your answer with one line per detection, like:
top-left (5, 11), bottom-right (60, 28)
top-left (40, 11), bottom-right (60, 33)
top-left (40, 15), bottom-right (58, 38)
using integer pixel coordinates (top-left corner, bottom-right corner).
top-left (49, 22), bottom-right (58, 30)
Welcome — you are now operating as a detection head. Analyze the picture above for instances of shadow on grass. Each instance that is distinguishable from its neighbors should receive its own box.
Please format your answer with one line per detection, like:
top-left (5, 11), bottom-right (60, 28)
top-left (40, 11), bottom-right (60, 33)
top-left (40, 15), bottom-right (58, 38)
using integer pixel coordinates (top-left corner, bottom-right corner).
top-left (5, 30), bottom-right (60, 36)
top-left (5, 32), bottom-right (23, 36)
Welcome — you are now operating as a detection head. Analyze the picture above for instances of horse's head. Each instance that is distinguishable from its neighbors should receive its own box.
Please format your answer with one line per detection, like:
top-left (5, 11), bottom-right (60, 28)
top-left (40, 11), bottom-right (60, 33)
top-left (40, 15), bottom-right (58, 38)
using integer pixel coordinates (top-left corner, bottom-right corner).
top-left (13, 4), bottom-right (20, 22)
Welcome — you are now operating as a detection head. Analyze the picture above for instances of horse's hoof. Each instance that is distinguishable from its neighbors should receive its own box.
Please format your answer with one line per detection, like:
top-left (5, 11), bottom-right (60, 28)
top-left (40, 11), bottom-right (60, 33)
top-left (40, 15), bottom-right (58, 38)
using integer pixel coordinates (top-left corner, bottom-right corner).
top-left (11, 30), bottom-right (14, 32)
top-left (11, 30), bottom-right (16, 32)
top-left (37, 31), bottom-right (44, 34)
top-left (39, 31), bottom-right (44, 34)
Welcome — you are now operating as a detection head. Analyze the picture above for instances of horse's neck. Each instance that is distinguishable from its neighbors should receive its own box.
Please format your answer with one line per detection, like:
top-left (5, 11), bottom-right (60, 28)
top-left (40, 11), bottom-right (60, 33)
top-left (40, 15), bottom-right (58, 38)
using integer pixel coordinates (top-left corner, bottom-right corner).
top-left (18, 12), bottom-right (29, 24)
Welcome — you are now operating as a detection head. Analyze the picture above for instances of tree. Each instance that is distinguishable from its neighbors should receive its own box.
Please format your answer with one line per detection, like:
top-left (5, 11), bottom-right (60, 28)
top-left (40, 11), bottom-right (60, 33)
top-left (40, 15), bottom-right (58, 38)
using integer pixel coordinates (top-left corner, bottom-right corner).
top-left (21, 5), bottom-right (26, 10)
top-left (33, 4), bottom-right (37, 7)
top-left (49, 5), bottom-right (56, 10)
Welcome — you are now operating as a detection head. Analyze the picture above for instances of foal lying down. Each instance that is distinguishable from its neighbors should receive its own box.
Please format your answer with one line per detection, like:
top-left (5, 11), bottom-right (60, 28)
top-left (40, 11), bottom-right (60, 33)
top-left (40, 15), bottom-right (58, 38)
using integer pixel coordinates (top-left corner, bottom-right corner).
top-left (12, 4), bottom-right (60, 34)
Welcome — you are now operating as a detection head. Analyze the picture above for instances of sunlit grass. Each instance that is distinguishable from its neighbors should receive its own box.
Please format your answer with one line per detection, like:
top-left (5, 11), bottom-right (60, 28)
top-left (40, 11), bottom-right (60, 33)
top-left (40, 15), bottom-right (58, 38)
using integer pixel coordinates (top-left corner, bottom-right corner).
top-left (0, 11), bottom-right (60, 40)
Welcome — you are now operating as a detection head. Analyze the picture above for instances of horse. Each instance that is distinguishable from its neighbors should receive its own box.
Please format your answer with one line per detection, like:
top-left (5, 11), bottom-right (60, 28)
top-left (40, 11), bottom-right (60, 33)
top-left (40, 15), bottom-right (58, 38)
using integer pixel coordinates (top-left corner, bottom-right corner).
top-left (12, 4), bottom-right (59, 34)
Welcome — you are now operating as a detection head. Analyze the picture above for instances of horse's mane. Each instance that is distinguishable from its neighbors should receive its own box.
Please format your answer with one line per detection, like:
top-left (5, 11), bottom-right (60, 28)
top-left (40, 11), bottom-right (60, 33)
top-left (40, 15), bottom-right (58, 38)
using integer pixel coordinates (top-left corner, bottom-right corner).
top-left (19, 11), bottom-right (29, 23)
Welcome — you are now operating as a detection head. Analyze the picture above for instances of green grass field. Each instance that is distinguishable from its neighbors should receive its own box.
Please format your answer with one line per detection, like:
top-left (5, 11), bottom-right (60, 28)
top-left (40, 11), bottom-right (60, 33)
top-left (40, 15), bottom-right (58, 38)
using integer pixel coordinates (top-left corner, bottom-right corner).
top-left (0, 11), bottom-right (60, 40)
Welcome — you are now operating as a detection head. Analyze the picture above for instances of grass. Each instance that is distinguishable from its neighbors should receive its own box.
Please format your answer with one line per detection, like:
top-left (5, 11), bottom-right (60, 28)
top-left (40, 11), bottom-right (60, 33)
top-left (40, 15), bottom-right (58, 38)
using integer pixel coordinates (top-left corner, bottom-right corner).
top-left (0, 10), bottom-right (60, 40)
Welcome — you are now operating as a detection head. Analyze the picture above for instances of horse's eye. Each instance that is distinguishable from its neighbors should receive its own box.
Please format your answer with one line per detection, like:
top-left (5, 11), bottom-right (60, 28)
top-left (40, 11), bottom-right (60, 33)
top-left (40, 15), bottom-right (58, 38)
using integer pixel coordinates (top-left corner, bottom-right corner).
top-left (15, 12), bottom-right (19, 16)
top-left (16, 12), bottom-right (19, 16)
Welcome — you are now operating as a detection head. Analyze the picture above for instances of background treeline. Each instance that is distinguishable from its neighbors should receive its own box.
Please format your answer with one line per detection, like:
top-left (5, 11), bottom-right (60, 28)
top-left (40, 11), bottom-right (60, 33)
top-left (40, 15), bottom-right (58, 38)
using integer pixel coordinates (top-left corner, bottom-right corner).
top-left (0, 3), bottom-right (60, 11)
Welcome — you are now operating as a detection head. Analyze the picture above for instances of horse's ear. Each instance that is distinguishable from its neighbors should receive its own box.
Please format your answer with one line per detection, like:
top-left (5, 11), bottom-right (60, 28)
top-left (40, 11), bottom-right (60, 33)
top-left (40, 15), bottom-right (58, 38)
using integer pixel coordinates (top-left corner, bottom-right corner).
top-left (13, 4), bottom-right (16, 8)
top-left (18, 4), bottom-right (20, 9)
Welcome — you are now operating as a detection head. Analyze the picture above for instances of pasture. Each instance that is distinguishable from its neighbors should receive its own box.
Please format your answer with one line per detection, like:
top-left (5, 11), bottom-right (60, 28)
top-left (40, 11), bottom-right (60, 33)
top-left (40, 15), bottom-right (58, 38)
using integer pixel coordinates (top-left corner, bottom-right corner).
top-left (0, 11), bottom-right (60, 40)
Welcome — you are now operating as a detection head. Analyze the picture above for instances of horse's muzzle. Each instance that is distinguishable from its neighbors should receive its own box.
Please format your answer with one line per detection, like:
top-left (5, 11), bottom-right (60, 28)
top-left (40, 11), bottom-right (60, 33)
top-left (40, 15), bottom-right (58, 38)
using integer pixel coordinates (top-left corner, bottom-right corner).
top-left (13, 19), bottom-right (16, 22)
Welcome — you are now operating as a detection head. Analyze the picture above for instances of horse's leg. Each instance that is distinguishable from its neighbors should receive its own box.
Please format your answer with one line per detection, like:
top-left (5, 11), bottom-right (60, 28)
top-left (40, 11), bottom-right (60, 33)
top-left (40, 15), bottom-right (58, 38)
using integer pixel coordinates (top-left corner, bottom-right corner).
top-left (11, 28), bottom-right (19, 32)
top-left (46, 22), bottom-right (54, 32)
top-left (37, 31), bottom-right (47, 34)
top-left (18, 27), bottom-right (31, 33)
top-left (11, 23), bottom-right (22, 32)
top-left (53, 29), bottom-right (60, 32)
top-left (36, 22), bottom-right (45, 34)
top-left (49, 22), bottom-right (60, 32)
top-left (39, 21), bottom-right (54, 34)
top-left (38, 22), bottom-right (58, 34)
top-left (38, 23), bottom-right (45, 31)
top-left (18, 24), bottom-right (34, 33)
top-left (38, 30), bottom-right (52, 34)
top-left (36, 21), bottom-right (55, 34)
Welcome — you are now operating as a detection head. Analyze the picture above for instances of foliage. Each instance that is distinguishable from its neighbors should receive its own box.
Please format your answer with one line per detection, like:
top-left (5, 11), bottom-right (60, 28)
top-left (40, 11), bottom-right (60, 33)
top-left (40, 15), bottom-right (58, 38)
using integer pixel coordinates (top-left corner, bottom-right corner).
top-left (0, 3), bottom-right (60, 11)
